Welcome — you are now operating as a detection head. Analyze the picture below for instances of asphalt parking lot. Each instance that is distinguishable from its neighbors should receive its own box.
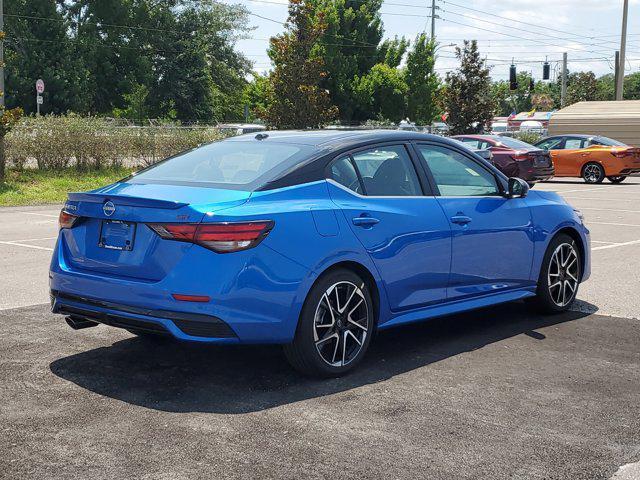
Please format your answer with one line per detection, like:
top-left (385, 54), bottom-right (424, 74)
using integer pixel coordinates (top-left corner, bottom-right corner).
top-left (1, 178), bottom-right (640, 479)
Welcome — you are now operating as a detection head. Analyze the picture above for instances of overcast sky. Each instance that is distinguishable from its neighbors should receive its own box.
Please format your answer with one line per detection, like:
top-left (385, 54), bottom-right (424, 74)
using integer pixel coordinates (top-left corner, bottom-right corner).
top-left (227, 0), bottom-right (640, 81)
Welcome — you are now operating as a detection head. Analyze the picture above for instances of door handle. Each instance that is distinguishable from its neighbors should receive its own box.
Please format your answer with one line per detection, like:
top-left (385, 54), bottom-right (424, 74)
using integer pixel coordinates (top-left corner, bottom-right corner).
top-left (352, 216), bottom-right (380, 227)
top-left (451, 215), bottom-right (472, 225)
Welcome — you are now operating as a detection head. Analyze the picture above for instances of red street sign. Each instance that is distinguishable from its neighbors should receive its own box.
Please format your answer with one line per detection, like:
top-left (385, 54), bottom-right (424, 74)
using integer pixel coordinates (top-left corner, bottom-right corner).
top-left (36, 79), bottom-right (45, 94)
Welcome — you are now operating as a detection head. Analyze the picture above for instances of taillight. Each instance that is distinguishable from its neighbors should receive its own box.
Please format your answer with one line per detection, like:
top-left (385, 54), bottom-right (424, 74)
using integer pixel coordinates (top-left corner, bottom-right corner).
top-left (147, 221), bottom-right (274, 253)
top-left (59, 210), bottom-right (80, 229)
top-left (611, 149), bottom-right (633, 158)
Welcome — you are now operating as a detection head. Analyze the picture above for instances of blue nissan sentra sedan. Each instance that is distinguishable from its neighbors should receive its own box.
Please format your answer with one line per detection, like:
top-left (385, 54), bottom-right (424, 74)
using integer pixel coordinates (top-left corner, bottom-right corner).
top-left (50, 130), bottom-right (590, 376)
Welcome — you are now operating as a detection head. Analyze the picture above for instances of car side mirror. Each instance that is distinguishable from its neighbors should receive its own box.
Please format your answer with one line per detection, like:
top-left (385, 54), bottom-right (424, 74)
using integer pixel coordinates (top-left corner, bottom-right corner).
top-left (508, 177), bottom-right (529, 198)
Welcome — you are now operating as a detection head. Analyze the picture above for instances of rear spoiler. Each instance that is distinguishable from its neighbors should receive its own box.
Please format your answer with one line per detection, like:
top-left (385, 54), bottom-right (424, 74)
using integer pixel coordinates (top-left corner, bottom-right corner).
top-left (67, 192), bottom-right (188, 210)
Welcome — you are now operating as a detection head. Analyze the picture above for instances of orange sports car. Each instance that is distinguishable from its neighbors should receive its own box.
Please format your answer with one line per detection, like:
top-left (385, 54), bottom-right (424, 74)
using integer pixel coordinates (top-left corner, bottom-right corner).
top-left (534, 134), bottom-right (640, 183)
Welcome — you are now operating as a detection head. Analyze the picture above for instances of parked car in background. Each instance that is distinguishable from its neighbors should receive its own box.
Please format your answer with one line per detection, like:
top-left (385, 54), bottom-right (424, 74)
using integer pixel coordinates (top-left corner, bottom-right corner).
top-left (453, 134), bottom-right (555, 184)
top-left (534, 135), bottom-right (640, 183)
top-left (490, 122), bottom-right (508, 134)
top-left (50, 130), bottom-right (589, 377)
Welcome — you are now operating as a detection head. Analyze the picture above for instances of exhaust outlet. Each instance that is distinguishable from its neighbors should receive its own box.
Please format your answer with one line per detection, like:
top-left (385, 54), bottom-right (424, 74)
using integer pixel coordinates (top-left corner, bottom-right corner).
top-left (65, 315), bottom-right (99, 330)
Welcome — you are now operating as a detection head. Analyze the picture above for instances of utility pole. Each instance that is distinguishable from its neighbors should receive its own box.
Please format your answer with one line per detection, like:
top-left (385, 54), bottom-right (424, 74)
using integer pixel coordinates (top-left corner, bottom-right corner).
top-left (561, 52), bottom-right (568, 107)
top-left (616, 0), bottom-right (629, 100)
top-left (614, 50), bottom-right (620, 100)
top-left (430, 0), bottom-right (436, 40)
top-left (0, 0), bottom-right (4, 110)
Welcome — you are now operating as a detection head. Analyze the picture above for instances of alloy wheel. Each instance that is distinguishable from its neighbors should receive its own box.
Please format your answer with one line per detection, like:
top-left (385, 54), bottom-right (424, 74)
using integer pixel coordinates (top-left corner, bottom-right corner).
top-left (583, 164), bottom-right (602, 183)
top-left (313, 281), bottom-right (369, 367)
top-left (547, 243), bottom-right (579, 307)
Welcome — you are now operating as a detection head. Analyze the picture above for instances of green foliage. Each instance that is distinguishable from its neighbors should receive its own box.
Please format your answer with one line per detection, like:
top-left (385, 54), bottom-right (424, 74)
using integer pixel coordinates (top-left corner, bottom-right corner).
top-left (0, 167), bottom-right (133, 206)
top-left (444, 40), bottom-right (495, 135)
top-left (378, 36), bottom-right (409, 68)
top-left (566, 71), bottom-right (597, 105)
top-left (262, 0), bottom-right (338, 129)
top-left (242, 73), bottom-right (272, 121)
top-left (4, 115), bottom-right (227, 172)
top-left (512, 131), bottom-right (542, 145)
top-left (491, 73), bottom-right (559, 117)
top-left (313, 0), bottom-right (385, 122)
top-left (353, 63), bottom-right (407, 122)
top-left (405, 35), bottom-right (439, 124)
top-left (5, 0), bottom-right (251, 122)
top-left (112, 84), bottom-right (150, 122)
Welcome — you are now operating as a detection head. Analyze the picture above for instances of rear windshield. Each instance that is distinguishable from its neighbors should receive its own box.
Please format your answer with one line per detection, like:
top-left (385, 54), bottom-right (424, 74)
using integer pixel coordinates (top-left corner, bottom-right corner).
top-left (592, 136), bottom-right (627, 147)
top-left (128, 140), bottom-right (315, 189)
top-left (492, 136), bottom-right (536, 150)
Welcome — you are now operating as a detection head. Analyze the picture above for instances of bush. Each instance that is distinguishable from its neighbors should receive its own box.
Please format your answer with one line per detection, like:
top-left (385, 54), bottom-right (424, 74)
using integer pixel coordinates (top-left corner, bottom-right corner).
top-left (5, 115), bottom-right (228, 171)
top-left (511, 131), bottom-right (543, 145)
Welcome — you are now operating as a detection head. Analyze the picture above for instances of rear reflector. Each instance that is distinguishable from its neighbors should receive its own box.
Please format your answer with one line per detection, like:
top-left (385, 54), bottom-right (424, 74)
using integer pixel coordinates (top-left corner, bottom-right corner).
top-left (59, 210), bottom-right (80, 229)
top-left (147, 220), bottom-right (274, 253)
top-left (171, 294), bottom-right (210, 302)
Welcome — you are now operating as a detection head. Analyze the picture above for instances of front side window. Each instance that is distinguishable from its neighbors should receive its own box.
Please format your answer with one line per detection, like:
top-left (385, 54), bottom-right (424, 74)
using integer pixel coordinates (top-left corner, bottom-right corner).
top-left (563, 138), bottom-right (586, 150)
top-left (417, 145), bottom-right (500, 197)
top-left (350, 145), bottom-right (422, 196)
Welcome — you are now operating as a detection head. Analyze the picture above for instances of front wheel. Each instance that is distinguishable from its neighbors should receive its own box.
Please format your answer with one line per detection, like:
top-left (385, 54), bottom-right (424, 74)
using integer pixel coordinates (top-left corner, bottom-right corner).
top-left (528, 233), bottom-right (581, 314)
top-left (607, 175), bottom-right (626, 184)
top-left (284, 269), bottom-right (375, 377)
top-left (582, 162), bottom-right (605, 183)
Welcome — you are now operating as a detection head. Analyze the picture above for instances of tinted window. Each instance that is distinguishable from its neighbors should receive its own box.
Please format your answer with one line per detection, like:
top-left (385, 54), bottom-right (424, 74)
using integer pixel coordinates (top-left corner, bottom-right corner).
top-left (591, 136), bottom-right (627, 147)
top-left (351, 146), bottom-right (422, 196)
top-left (535, 137), bottom-right (564, 150)
top-left (458, 138), bottom-right (491, 150)
top-left (417, 145), bottom-right (499, 197)
top-left (130, 140), bottom-right (313, 187)
top-left (330, 157), bottom-right (363, 194)
top-left (492, 136), bottom-right (535, 150)
top-left (563, 138), bottom-right (586, 149)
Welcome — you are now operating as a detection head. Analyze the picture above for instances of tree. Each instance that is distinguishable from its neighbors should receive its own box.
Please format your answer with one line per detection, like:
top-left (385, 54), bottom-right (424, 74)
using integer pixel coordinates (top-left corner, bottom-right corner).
top-left (242, 73), bottom-right (272, 121)
top-left (566, 71), bottom-right (597, 105)
top-left (262, 0), bottom-right (338, 128)
top-left (443, 40), bottom-right (494, 134)
top-left (0, 107), bottom-right (24, 181)
top-left (405, 34), bottom-right (439, 124)
top-left (112, 84), bottom-right (149, 123)
top-left (312, 0), bottom-right (384, 122)
top-left (5, 0), bottom-right (90, 114)
top-left (353, 63), bottom-right (407, 122)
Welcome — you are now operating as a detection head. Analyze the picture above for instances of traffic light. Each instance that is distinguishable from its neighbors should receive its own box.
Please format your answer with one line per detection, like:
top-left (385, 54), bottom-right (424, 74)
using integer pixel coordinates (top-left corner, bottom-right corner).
top-left (509, 64), bottom-right (518, 90)
top-left (543, 61), bottom-right (550, 80)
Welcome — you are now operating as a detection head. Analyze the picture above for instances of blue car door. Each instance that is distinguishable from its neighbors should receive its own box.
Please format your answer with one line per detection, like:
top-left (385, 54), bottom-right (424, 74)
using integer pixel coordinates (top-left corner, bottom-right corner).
top-left (327, 143), bottom-right (452, 312)
top-left (413, 142), bottom-right (535, 301)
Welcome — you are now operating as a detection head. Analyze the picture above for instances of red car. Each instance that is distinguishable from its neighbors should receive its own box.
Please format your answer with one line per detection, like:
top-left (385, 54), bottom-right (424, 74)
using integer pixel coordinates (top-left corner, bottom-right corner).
top-left (453, 135), bottom-right (554, 184)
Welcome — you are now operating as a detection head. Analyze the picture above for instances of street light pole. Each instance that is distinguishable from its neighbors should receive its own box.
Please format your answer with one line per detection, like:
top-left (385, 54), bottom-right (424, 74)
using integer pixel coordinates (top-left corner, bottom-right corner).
top-left (616, 0), bottom-right (629, 100)
top-left (561, 52), bottom-right (568, 107)
top-left (430, 0), bottom-right (436, 40)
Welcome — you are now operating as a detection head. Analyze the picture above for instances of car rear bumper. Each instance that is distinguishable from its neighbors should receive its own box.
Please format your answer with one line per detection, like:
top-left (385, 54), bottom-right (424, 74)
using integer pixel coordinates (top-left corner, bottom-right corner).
top-left (49, 233), bottom-right (315, 344)
top-left (523, 165), bottom-right (555, 183)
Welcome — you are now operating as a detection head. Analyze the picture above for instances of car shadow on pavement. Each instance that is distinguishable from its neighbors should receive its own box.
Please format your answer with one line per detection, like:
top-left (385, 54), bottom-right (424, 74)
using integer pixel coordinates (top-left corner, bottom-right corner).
top-left (49, 301), bottom-right (596, 414)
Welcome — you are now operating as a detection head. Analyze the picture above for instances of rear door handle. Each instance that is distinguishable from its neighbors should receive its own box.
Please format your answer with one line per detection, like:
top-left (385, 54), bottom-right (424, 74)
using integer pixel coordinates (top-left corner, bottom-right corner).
top-left (352, 216), bottom-right (380, 227)
top-left (451, 215), bottom-right (472, 225)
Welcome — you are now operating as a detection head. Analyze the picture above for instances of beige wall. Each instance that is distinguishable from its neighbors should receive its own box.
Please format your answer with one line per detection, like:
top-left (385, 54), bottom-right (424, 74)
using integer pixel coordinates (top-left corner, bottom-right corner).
top-left (548, 100), bottom-right (640, 146)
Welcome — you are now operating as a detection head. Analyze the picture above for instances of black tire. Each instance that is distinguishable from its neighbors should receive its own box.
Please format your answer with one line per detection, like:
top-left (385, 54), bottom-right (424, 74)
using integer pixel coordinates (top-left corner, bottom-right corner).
top-left (528, 233), bottom-right (581, 314)
top-left (582, 162), bottom-right (605, 183)
top-left (284, 268), bottom-right (375, 377)
top-left (607, 175), bottom-right (626, 184)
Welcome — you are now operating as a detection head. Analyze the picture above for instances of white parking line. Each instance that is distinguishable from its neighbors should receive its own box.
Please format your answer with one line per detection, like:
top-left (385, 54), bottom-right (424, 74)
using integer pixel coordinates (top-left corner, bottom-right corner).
top-left (588, 221), bottom-right (640, 227)
top-left (18, 212), bottom-right (59, 218)
top-left (0, 241), bottom-right (54, 251)
top-left (563, 196), bottom-right (638, 202)
top-left (545, 186), bottom-right (612, 194)
top-left (593, 239), bottom-right (640, 251)
top-left (591, 240), bottom-right (618, 244)
top-left (578, 207), bottom-right (640, 213)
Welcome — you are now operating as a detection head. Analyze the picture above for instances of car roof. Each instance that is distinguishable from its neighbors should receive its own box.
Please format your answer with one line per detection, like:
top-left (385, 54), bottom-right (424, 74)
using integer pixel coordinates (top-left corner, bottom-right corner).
top-left (225, 129), bottom-right (448, 149)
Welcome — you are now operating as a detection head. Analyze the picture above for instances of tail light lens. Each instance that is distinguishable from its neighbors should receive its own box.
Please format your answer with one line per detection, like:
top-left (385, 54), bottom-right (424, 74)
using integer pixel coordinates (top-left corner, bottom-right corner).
top-left (147, 221), bottom-right (274, 253)
top-left (611, 149), bottom-right (634, 158)
top-left (59, 210), bottom-right (80, 229)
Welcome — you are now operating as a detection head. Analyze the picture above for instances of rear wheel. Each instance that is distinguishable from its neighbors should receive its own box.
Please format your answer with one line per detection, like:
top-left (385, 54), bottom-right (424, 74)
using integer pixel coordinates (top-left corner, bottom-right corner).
top-left (284, 269), bottom-right (374, 377)
top-left (528, 233), bottom-right (581, 314)
top-left (607, 175), bottom-right (626, 184)
top-left (582, 162), bottom-right (605, 183)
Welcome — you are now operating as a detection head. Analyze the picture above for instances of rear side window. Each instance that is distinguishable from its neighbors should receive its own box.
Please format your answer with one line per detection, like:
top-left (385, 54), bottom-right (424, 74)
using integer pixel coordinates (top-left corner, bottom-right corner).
top-left (129, 140), bottom-right (313, 188)
top-left (330, 157), bottom-right (363, 194)
top-left (351, 146), bottom-right (422, 196)
top-left (417, 145), bottom-right (499, 197)
top-left (536, 137), bottom-right (564, 150)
